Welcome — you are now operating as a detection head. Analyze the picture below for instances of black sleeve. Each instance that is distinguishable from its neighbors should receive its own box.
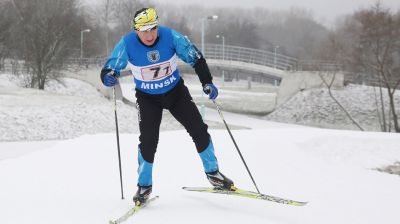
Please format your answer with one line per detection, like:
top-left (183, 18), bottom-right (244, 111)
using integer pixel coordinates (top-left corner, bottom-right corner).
top-left (193, 57), bottom-right (213, 87)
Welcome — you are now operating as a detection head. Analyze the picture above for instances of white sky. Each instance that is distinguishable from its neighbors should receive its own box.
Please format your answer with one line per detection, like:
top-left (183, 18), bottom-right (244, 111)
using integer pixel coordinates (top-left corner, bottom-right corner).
top-left (154, 0), bottom-right (400, 24)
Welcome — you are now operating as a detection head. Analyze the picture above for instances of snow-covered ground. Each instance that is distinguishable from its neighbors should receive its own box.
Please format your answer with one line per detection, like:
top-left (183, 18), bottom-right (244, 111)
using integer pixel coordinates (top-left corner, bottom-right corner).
top-left (0, 74), bottom-right (136, 141)
top-left (1, 72), bottom-right (400, 224)
top-left (0, 74), bottom-right (229, 142)
top-left (1, 118), bottom-right (400, 224)
top-left (267, 84), bottom-right (400, 131)
top-left (0, 73), bottom-right (290, 142)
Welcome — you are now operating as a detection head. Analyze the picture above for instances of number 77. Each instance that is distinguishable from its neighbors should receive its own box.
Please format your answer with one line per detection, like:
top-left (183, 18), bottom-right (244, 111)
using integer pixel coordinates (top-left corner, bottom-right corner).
top-left (150, 65), bottom-right (171, 79)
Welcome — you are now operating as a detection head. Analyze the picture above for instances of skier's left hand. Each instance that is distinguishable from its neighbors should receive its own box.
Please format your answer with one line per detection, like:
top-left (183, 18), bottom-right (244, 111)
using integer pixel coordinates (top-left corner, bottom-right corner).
top-left (203, 83), bottom-right (218, 100)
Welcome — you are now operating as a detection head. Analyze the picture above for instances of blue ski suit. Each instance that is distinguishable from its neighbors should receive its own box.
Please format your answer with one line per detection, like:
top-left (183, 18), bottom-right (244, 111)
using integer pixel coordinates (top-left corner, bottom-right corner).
top-left (101, 26), bottom-right (219, 187)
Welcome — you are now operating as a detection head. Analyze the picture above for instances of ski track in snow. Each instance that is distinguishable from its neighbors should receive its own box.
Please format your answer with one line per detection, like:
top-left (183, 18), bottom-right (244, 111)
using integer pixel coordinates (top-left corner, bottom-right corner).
top-left (1, 73), bottom-right (400, 224)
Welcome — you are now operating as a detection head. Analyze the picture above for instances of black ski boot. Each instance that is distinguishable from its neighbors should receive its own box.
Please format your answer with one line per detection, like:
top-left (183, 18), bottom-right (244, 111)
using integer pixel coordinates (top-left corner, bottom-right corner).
top-left (206, 170), bottom-right (235, 191)
top-left (133, 185), bottom-right (152, 205)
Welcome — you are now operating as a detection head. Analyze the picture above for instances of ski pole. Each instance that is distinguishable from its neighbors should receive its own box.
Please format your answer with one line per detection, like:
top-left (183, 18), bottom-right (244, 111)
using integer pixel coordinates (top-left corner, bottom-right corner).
top-left (113, 86), bottom-right (124, 200)
top-left (212, 100), bottom-right (261, 194)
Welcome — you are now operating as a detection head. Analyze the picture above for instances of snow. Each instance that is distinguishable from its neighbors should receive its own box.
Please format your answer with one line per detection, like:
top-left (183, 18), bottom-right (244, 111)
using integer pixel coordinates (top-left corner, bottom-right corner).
top-left (1, 72), bottom-right (400, 224)
top-left (267, 84), bottom-right (400, 131)
top-left (0, 74), bottom-right (198, 142)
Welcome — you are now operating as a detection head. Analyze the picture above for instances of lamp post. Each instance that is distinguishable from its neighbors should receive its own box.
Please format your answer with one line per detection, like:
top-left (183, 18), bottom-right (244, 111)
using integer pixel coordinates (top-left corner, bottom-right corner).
top-left (216, 35), bottom-right (225, 61)
top-left (216, 35), bottom-right (225, 85)
top-left (201, 15), bottom-right (218, 57)
top-left (199, 15), bottom-right (218, 118)
top-left (80, 29), bottom-right (91, 61)
top-left (274, 45), bottom-right (279, 69)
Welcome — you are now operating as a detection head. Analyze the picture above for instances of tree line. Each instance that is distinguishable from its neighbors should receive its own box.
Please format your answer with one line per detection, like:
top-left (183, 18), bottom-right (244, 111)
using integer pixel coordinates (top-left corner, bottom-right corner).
top-left (321, 2), bottom-right (400, 132)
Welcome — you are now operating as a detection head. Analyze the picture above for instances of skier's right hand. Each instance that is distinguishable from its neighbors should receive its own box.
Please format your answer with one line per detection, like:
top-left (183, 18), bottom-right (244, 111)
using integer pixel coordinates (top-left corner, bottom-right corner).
top-left (100, 68), bottom-right (120, 87)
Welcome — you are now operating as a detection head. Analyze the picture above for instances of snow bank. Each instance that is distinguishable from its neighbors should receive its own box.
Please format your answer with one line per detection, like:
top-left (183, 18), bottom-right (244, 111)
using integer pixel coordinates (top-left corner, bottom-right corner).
top-left (266, 84), bottom-right (400, 131)
top-left (0, 74), bottom-right (223, 142)
top-left (1, 72), bottom-right (399, 142)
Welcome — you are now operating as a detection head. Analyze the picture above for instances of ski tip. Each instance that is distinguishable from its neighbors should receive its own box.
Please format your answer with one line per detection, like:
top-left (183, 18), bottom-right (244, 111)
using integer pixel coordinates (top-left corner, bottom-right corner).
top-left (182, 187), bottom-right (196, 190)
top-left (290, 201), bottom-right (308, 206)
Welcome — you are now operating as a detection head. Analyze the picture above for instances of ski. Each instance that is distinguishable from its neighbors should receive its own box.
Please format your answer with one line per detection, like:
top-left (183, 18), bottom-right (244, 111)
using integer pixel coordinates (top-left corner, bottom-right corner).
top-left (183, 187), bottom-right (307, 206)
top-left (109, 196), bottom-right (159, 224)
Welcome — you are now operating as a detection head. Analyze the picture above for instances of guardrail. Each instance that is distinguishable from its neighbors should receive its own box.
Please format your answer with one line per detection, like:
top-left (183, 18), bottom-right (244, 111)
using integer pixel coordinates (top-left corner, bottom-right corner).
top-left (297, 60), bottom-right (343, 71)
top-left (202, 44), bottom-right (298, 71)
top-left (65, 44), bottom-right (299, 71)
top-left (1, 44), bottom-right (341, 74)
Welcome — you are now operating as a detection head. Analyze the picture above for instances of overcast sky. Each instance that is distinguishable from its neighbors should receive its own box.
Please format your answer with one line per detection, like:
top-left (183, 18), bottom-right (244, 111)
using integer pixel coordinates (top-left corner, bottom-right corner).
top-left (154, 0), bottom-right (400, 25)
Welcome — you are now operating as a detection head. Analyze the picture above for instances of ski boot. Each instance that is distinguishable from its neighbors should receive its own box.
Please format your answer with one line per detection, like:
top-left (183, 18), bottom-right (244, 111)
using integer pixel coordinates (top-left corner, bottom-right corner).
top-left (206, 170), bottom-right (236, 191)
top-left (133, 185), bottom-right (152, 205)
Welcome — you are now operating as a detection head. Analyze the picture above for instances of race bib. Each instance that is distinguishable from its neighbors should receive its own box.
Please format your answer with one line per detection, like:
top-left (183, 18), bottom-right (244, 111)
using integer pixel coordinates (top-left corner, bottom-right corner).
top-left (140, 62), bottom-right (172, 81)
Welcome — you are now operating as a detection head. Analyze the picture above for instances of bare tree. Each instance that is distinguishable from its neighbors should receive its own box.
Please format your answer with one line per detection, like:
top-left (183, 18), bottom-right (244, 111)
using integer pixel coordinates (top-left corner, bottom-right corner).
top-left (256, 7), bottom-right (329, 58)
top-left (349, 3), bottom-right (400, 132)
top-left (96, 0), bottom-right (114, 56)
top-left (112, 0), bottom-right (148, 37)
top-left (10, 0), bottom-right (83, 89)
top-left (0, 1), bottom-right (15, 70)
top-left (327, 2), bottom-right (399, 132)
top-left (317, 33), bottom-right (365, 131)
top-left (160, 8), bottom-right (192, 38)
top-left (318, 71), bottom-right (365, 131)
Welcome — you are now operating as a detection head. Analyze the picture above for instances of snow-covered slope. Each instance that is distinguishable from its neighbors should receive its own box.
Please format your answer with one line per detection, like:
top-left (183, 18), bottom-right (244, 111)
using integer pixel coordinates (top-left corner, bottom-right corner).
top-left (1, 128), bottom-right (400, 224)
top-left (266, 84), bottom-right (400, 131)
top-left (0, 74), bottom-right (137, 141)
top-left (0, 74), bottom-right (226, 141)
top-left (0, 73), bottom-right (285, 142)
top-left (2, 72), bottom-right (398, 142)
top-left (1, 73), bottom-right (400, 224)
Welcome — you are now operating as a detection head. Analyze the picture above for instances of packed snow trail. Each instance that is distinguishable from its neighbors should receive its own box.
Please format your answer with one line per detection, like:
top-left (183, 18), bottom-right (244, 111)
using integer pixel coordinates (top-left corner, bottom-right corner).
top-left (1, 128), bottom-right (400, 224)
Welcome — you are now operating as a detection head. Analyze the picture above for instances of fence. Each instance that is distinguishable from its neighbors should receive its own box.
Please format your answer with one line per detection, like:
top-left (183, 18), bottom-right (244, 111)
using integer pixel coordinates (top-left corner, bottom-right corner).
top-left (61, 44), bottom-right (299, 71)
top-left (202, 44), bottom-right (298, 71)
top-left (0, 59), bottom-right (29, 75)
top-left (84, 44), bottom-right (339, 72)
top-left (1, 44), bottom-right (342, 75)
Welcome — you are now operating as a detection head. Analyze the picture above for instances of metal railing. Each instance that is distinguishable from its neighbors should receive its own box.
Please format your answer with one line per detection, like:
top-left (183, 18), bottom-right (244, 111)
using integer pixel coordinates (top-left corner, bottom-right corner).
top-left (67, 44), bottom-right (298, 71)
top-left (297, 59), bottom-right (343, 71)
top-left (201, 44), bottom-right (298, 71)
top-left (1, 44), bottom-right (340, 74)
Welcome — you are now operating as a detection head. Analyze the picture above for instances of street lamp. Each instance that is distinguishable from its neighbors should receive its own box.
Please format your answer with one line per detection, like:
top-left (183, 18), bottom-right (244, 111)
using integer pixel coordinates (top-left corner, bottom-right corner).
top-left (216, 35), bottom-right (225, 61)
top-left (201, 15), bottom-right (218, 57)
top-left (80, 29), bottom-right (91, 61)
top-left (199, 15), bottom-right (217, 118)
top-left (274, 45), bottom-right (279, 69)
top-left (216, 35), bottom-right (225, 85)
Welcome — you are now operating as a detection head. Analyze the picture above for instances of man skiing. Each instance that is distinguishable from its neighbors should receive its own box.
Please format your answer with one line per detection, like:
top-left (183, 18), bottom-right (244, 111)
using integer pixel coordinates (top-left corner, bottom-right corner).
top-left (100, 7), bottom-right (234, 205)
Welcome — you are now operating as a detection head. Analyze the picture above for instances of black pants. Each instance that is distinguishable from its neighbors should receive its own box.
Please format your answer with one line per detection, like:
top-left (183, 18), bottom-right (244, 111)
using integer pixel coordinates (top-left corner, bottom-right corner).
top-left (135, 79), bottom-right (210, 163)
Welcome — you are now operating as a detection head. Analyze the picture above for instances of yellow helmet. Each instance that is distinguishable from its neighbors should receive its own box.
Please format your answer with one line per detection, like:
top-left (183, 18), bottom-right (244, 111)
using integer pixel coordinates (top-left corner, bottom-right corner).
top-left (133, 8), bottom-right (158, 31)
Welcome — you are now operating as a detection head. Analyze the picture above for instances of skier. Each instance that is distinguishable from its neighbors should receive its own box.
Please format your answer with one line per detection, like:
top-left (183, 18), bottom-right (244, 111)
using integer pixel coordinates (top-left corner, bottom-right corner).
top-left (100, 7), bottom-right (234, 204)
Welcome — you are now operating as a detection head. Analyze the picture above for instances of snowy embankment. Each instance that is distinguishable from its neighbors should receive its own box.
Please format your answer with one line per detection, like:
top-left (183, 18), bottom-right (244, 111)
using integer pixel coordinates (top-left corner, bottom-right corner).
top-left (0, 74), bottom-right (137, 141)
top-left (1, 73), bottom-right (399, 142)
top-left (1, 73), bottom-right (400, 224)
top-left (266, 84), bottom-right (400, 131)
top-left (0, 74), bottom-right (226, 142)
